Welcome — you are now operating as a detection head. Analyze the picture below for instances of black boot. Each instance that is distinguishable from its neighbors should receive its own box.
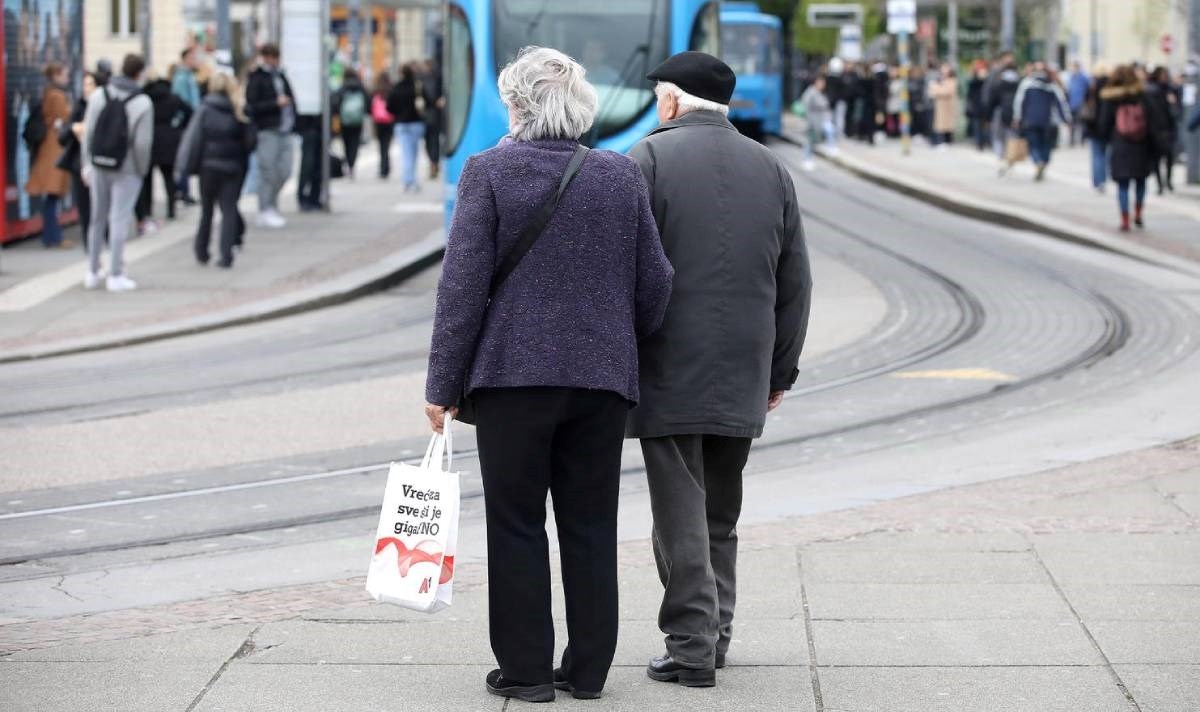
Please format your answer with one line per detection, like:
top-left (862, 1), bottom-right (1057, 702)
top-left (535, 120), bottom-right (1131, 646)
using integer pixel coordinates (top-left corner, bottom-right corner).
top-left (485, 669), bottom-right (554, 703)
top-left (646, 655), bottom-right (716, 687)
top-left (552, 667), bottom-right (602, 700)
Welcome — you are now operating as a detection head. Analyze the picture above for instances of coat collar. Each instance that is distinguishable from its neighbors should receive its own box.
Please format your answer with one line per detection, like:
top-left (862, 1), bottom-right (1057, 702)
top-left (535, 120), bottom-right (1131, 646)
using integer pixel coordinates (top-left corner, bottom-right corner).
top-left (648, 110), bottom-right (737, 136)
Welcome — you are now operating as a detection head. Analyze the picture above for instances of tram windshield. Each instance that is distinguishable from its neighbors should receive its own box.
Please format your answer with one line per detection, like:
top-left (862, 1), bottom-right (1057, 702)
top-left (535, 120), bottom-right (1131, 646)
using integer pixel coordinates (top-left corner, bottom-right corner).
top-left (493, 0), bottom-right (670, 139)
top-left (721, 23), bottom-right (782, 77)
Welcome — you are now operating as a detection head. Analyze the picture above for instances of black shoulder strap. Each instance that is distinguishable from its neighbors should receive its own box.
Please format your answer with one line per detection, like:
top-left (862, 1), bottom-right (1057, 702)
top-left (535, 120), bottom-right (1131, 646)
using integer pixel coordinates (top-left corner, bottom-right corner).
top-left (489, 144), bottom-right (589, 298)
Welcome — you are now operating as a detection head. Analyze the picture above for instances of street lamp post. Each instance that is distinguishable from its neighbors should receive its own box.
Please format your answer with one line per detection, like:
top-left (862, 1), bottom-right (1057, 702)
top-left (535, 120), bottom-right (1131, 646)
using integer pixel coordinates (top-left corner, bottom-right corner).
top-left (947, 0), bottom-right (958, 67)
top-left (1001, 0), bottom-right (1015, 53)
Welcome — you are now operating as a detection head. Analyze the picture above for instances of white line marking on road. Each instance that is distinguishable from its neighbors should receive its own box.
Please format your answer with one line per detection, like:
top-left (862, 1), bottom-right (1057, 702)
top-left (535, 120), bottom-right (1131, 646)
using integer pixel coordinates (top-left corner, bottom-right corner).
top-left (0, 462), bottom-right (393, 522)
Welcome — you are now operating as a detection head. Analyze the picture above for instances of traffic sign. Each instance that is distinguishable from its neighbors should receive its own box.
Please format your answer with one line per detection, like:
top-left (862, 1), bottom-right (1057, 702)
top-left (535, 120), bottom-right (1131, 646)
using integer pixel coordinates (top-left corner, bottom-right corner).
top-left (887, 0), bottom-right (917, 34)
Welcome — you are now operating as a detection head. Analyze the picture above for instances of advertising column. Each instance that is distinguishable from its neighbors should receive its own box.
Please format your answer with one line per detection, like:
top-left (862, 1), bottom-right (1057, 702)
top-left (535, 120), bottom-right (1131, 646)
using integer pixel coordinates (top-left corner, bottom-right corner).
top-left (281, 0), bottom-right (331, 208)
top-left (3, 0), bottom-right (84, 244)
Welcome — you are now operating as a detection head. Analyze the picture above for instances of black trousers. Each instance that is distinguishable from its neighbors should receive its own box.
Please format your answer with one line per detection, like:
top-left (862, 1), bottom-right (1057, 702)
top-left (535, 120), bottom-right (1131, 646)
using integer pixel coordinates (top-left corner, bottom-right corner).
top-left (376, 123), bottom-right (393, 177)
top-left (71, 170), bottom-right (91, 252)
top-left (136, 161), bottom-right (177, 221)
top-left (641, 434), bottom-right (752, 667)
top-left (424, 111), bottom-right (442, 166)
top-left (298, 126), bottom-right (322, 208)
top-left (196, 168), bottom-right (242, 265)
top-left (341, 125), bottom-right (363, 171)
top-left (474, 387), bottom-right (627, 693)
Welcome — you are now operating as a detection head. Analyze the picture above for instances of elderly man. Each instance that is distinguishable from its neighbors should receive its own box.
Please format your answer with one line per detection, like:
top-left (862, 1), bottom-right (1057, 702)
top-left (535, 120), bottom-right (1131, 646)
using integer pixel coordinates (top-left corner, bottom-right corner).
top-left (627, 51), bottom-right (812, 688)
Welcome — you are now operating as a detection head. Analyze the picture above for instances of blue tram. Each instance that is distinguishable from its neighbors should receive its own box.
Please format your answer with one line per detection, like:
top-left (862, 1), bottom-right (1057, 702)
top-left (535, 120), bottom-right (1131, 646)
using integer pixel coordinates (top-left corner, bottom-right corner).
top-left (719, 2), bottom-right (783, 138)
top-left (442, 0), bottom-right (722, 222)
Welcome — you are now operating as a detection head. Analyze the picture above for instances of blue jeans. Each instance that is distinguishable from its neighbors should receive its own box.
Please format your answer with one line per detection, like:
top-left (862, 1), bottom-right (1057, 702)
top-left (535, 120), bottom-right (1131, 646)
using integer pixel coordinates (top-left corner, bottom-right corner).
top-left (1024, 127), bottom-right (1054, 165)
top-left (395, 122), bottom-right (425, 188)
top-left (1116, 178), bottom-right (1147, 214)
top-left (1090, 138), bottom-right (1109, 188)
top-left (40, 194), bottom-right (63, 246)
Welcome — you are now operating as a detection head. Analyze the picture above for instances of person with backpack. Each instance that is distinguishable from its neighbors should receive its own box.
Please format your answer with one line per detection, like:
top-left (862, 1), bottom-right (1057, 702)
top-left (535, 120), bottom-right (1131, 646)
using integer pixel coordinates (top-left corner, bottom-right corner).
top-left (371, 72), bottom-right (395, 179)
top-left (1097, 64), bottom-right (1168, 232)
top-left (333, 68), bottom-right (368, 179)
top-left (25, 62), bottom-right (74, 249)
top-left (81, 54), bottom-right (154, 292)
top-left (1012, 61), bottom-right (1072, 181)
top-left (387, 63), bottom-right (425, 193)
top-left (176, 73), bottom-right (255, 268)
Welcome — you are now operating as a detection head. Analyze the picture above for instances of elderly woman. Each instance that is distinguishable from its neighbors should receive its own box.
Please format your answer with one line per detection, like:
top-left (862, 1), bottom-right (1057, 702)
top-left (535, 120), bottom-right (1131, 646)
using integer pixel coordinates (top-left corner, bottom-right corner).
top-left (424, 46), bottom-right (673, 702)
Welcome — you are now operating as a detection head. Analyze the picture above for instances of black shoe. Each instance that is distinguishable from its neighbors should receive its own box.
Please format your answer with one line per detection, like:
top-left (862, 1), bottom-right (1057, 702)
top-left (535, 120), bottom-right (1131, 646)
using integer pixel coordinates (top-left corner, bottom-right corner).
top-left (552, 668), bottom-right (602, 700)
top-left (646, 655), bottom-right (716, 687)
top-left (216, 259), bottom-right (233, 269)
top-left (485, 669), bottom-right (554, 703)
top-left (716, 652), bottom-right (726, 670)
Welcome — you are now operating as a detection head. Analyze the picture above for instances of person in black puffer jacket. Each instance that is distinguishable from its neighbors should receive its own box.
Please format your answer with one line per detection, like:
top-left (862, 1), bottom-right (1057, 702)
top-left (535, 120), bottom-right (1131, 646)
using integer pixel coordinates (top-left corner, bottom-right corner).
top-left (178, 73), bottom-right (255, 267)
top-left (137, 75), bottom-right (193, 222)
top-left (386, 63), bottom-right (425, 192)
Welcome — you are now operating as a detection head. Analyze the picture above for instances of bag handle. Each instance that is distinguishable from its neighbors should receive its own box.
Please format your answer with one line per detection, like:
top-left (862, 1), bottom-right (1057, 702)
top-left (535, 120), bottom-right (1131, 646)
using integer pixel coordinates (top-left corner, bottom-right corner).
top-left (488, 144), bottom-right (589, 299)
top-left (419, 413), bottom-right (455, 472)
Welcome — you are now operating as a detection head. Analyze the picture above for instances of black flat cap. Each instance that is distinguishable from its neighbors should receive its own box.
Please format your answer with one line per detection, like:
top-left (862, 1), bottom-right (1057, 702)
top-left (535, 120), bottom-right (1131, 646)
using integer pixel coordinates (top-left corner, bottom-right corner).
top-left (646, 51), bottom-right (736, 105)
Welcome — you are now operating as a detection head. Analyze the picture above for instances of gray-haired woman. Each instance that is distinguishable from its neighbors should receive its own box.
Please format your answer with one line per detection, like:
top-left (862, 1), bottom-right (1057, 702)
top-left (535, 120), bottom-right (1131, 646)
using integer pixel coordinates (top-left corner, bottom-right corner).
top-left (424, 46), bottom-right (674, 702)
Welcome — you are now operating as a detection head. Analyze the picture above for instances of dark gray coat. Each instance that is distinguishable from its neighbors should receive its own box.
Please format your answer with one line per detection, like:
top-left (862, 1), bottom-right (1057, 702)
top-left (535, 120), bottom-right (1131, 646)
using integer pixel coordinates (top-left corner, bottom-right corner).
top-left (626, 111), bottom-right (812, 439)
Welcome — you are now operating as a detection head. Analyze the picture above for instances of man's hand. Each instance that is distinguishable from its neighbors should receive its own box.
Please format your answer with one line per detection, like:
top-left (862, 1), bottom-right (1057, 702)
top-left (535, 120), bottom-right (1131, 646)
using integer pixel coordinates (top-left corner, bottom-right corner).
top-left (767, 391), bottom-right (785, 412)
top-left (424, 403), bottom-right (460, 433)
top-left (277, 95), bottom-right (291, 107)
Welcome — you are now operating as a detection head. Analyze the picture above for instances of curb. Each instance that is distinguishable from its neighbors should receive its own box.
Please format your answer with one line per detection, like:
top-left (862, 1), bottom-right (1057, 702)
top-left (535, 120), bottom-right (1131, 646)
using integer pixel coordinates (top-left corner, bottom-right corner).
top-left (0, 230), bottom-right (445, 364)
top-left (775, 129), bottom-right (1200, 280)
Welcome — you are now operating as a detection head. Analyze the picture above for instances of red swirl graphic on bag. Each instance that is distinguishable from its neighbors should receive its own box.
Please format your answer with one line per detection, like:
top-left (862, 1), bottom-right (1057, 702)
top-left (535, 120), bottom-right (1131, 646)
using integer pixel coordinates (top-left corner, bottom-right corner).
top-left (375, 537), bottom-right (454, 584)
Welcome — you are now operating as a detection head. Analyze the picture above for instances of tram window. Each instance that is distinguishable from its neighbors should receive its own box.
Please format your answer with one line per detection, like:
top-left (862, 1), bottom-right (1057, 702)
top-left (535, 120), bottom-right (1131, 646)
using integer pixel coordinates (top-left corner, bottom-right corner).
top-left (721, 24), bottom-right (776, 77)
top-left (445, 4), bottom-right (473, 156)
top-left (493, 0), bottom-right (669, 139)
top-left (690, 2), bottom-right (720, 55)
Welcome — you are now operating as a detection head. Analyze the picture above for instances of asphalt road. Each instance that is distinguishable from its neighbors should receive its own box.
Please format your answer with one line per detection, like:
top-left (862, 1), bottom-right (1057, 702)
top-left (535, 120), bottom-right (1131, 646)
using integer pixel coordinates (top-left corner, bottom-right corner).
top-left (3, 142), bottom-right (1200, 620)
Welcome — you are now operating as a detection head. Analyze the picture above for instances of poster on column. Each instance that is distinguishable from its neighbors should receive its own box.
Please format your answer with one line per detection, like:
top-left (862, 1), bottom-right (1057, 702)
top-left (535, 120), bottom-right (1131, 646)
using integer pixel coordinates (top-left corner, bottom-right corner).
top-left (280, 0), bottom-right (326, 115)
top-left (3, 0), bottom-right (84, 244)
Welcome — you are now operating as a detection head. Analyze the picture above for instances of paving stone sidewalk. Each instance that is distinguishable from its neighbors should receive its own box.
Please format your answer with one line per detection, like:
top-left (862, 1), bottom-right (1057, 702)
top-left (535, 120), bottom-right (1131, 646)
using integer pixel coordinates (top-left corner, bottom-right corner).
top-left (1, 438), bottom-right (1196, 711)
top-left (0, 161), bottom-right (444, 362)
top-left (782, 115), bottom-right (1200, 272)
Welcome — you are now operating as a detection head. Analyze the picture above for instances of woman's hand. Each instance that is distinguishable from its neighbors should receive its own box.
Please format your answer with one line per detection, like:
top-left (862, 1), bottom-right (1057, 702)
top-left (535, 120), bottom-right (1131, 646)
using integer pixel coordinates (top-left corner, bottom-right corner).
top-left (424, 403), bottom-right (460, 433)
top-left (767, 391), bottom-right (785, 412)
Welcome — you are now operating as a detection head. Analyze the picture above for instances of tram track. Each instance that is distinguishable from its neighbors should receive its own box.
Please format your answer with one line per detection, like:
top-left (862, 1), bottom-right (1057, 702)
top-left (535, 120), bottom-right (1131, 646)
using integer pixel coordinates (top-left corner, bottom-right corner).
top-left (0, 149), bottom-right (1149, 570)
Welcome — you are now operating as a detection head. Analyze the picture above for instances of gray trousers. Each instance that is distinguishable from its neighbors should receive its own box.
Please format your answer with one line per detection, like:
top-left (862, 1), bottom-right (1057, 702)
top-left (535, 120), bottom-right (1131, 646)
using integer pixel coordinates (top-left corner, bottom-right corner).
top-left (256, 130), bottom-right (294, 212)
top-left (641, 434), bottom-right (752, 667)
top-left (87, 170), bottom-right (142, 277)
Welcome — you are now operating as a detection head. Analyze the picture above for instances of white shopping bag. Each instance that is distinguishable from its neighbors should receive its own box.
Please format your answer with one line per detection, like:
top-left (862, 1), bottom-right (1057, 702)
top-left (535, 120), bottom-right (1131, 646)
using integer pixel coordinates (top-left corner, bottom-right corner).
top-left (366, 415), bottom-right (460, 613)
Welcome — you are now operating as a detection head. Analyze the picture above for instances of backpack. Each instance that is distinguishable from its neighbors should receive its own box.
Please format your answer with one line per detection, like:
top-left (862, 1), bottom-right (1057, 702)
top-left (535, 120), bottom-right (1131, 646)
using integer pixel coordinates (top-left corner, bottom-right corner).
top-left (1115, 101), bottom-right (1147, 142)
top-left (340, 90), bottom-right (366, 126)
top-left (90, 87), bottom-right (138, 169)
top-left (371, 94), bottom-right (394, 124)
top-left (22, 97), bottom-right (47, 152)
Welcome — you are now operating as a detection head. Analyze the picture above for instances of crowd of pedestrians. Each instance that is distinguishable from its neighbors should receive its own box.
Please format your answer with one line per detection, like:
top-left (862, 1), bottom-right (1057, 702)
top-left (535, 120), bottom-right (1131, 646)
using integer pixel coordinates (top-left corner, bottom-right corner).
top-left (24, 41), bottom-right (446, 290)
top-left (801, 53), bottom-right (1200, 232)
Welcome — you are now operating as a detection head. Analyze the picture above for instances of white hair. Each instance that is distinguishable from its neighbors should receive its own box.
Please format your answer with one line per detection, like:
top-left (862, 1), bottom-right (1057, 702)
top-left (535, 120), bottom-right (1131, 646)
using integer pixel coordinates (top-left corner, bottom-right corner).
top-left (654, 82), bottom-right (729, 116)
top-left (498, 46), bottom-right (598, 141)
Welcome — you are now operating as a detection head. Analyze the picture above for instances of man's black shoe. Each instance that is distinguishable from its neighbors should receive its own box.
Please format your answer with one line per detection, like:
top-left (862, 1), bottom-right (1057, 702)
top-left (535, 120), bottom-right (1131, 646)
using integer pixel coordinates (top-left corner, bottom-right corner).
top-left (484, 669), bottom-right (554, 703)
top-left (646, 655), bottom-right (716, 687)
top-left (552, 668), bottom-right (602, 699)
top-left (716, 652), bottom-right (726, 669)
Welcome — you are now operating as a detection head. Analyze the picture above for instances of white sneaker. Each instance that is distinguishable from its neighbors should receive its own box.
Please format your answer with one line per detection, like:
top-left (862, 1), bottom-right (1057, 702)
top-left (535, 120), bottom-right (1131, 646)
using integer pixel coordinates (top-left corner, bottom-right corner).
top-left (106, 274), bottom-right (138, 292)
top-left (802, 160), bottom-right (816, 171)
top-left (83, 270), bottom-right (106, 290)
top-left (264, 209), bottom-right (287, 228)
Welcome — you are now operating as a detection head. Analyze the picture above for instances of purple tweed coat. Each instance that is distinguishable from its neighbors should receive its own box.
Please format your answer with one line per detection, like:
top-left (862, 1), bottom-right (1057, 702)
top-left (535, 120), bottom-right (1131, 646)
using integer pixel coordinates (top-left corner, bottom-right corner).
top-left (425, 138), bottom-right (674, 407)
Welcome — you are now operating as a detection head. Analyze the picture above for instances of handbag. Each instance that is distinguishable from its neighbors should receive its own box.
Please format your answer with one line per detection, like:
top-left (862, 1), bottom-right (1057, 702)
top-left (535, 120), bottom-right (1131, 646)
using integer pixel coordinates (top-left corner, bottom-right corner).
top-left (365, 413), bottom-right (460, 613)
top-left (455, 144), bottom-right (590, 425)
